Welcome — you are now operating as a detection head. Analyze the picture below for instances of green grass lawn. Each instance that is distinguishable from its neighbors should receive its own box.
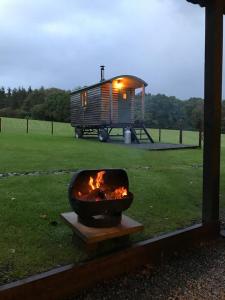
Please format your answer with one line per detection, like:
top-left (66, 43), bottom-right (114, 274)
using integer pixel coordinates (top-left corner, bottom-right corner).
top-left (1, 117), bottom-right (225, 284)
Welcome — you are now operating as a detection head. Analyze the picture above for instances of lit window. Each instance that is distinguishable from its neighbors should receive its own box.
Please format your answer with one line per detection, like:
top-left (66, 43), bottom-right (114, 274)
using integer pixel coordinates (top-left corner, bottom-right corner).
top-left (115, 79), bottom-right (123, 90)
top-left (81, 91), bottom-right (88, 107)
top-left (122, 92), bottom-right (127, 100)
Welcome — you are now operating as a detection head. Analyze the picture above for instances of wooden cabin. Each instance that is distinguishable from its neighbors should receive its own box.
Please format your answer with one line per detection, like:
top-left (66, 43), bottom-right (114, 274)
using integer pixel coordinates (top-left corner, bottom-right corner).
top-left (70, 68), bottom-right (153, 142)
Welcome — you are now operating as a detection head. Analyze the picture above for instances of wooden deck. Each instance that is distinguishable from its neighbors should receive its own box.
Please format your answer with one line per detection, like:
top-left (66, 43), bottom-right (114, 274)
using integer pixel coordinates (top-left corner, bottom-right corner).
top-left (108, 140), bottom-right (199, 151)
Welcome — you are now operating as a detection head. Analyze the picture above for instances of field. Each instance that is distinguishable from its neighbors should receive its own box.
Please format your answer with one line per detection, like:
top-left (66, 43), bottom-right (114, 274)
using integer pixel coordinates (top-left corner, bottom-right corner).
top-left (1, 117), bottom-right (225, 284)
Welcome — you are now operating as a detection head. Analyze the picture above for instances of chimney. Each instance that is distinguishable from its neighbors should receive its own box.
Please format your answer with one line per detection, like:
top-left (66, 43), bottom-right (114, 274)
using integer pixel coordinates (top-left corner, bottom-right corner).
top-left (100, 65), bottom-right (105, 82)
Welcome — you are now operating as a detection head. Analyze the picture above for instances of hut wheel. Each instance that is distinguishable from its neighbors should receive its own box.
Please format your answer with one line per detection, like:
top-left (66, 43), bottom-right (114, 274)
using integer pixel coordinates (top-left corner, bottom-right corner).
top-left (75, 128), bottom-right (83, 139)
top-left (98, 129), bottom-right (109, 142)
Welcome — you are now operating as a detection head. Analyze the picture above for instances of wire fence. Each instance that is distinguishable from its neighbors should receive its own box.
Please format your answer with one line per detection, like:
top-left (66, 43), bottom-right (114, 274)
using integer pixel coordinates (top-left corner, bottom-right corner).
top-left (0, 117), bottom-right (74, 136)
top-left (0, 117), bottom-right (202, 146)
top-left (148, 128), bottom-right (202, 146)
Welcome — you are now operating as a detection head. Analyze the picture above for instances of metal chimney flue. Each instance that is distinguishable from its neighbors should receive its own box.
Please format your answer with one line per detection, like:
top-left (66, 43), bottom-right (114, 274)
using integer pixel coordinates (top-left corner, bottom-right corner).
top-left (100, 65), bottom-right (105, 82)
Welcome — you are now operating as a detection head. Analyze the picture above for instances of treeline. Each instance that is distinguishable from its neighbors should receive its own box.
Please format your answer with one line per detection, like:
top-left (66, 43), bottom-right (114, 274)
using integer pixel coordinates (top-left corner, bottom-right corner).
top-left (1, 86), bottom-right (225, 131)
top-left (134, 94), bottom-right (204, 130)
top-left (0, 87), bottom-right (70, 122)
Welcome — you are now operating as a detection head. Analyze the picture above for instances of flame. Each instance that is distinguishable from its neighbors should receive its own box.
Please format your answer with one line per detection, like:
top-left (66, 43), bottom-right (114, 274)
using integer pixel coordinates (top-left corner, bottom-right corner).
top-left (96, 171), bottom-right (105, 188)
top-left (77, 170), bottom-right (128, 201)
top-left (89, 176), bottom-right (95, 190)
top-left (113, 187), bottom-right (128, 199)
top-left (89, 171), bottom-right (105, 190)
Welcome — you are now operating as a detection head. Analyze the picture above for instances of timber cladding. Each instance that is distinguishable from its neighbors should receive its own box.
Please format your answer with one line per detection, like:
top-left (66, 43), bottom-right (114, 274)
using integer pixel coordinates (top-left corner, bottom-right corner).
top-left (101, 83), bottom-right (135, 124)
top-left (71, 86), bottom-right (101, 126)
top-left (70, 75), bottom-right (146, 128)
top-left (70, 83), bottom-right (135, 127)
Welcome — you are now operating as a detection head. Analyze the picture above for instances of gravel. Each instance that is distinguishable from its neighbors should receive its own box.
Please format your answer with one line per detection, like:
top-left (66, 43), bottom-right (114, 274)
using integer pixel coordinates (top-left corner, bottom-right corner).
top-left (67, 236), bottom-right (225, 300)
top-left (0, 169), bottom-right (78, 179)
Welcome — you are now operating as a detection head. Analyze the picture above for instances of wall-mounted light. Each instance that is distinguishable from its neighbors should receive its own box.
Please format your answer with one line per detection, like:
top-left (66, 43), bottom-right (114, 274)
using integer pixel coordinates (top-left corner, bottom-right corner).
top-left (115, 79), bottom-right (123, 90)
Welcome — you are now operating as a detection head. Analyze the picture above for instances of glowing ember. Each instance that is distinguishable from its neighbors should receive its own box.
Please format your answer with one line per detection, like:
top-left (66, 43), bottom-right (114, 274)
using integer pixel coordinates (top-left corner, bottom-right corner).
top-left (77, 171), bottom-right (128, 201)
top-left (114, 187), bottom-right (128, 198)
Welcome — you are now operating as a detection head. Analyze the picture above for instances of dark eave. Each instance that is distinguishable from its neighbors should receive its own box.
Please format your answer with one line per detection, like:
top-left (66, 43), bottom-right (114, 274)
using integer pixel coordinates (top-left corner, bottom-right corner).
top-left (70, 75), bottom-right (148, 95)
top-left (186, 0), bottom-right (207, 7)
top-left (186, 0), bottom-right (225, 13)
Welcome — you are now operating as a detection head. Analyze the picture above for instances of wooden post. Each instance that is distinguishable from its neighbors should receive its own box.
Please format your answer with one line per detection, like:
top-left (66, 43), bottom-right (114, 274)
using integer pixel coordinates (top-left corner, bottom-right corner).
top-left (197, 119), bottom-right (203, 148)
top-left (0, 117), bottom-right (1, 133)
top-left (159, 128), bottom-right (161, 142)
top-left (202, 1), bottom-right (223, 224)
top-left (51, 121), bottom-right (54, 135)
top-left (109, 82), bottom-right (113, 124)
top-left (26, 118), bottom-right (29, 134)
top-left (199, 128), bottom-right (202, 148)
top-left (141, 85), bottom-right (145, 122)
top-left (179, 129), bottom-right (183, 144)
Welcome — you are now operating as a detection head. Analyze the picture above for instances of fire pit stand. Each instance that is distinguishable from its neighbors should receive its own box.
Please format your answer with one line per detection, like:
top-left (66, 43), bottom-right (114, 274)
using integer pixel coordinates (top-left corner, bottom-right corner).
top-left (61, 212), bottom-right (144, 252)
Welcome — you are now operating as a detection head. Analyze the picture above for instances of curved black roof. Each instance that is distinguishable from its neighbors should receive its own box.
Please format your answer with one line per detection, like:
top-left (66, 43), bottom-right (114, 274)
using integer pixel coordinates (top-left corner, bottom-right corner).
top-left (70, 75), bottom-right (148, 95)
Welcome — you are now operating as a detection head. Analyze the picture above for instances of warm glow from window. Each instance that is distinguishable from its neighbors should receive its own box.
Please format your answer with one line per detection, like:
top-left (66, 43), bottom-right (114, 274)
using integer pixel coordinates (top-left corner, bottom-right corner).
top-left (81, 91), bottom-right (87, 107)
top-left (122, 93), bottom-right (127, 100)
top-left (115, 80), bottom-right (123, 90)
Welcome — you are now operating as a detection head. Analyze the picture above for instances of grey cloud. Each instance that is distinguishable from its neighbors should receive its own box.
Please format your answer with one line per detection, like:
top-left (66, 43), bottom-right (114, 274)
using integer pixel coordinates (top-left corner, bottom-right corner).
top-left (0, 0), bottom-right (224, 99)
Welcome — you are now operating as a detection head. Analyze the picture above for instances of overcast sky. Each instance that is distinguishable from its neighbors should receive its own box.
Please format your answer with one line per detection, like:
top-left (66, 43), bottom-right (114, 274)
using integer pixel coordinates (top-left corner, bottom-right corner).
top-left (0, 0), bottom-right (224, 99)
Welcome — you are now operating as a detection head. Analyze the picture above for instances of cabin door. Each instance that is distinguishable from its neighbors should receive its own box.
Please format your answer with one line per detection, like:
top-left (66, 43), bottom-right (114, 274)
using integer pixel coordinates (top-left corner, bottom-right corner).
top-left (118, 90), bottom-right (131, 123)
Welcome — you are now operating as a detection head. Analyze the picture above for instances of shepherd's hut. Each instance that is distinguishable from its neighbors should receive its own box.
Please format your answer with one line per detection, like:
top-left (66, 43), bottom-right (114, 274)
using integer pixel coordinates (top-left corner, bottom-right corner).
top-left (70, 66), bottom-right (153, 143)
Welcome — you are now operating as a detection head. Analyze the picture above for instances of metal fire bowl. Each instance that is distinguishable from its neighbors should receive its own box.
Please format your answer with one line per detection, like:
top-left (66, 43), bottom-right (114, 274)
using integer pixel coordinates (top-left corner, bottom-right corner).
top-left (68, 169), bottom-right (133, 227)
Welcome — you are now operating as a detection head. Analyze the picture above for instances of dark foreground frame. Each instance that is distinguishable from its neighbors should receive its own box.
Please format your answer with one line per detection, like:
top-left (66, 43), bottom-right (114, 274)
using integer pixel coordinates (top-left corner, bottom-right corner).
top-left (0, 1), bottom-right (224, 299)
top-left (0, 222), bottom-right (220, 300)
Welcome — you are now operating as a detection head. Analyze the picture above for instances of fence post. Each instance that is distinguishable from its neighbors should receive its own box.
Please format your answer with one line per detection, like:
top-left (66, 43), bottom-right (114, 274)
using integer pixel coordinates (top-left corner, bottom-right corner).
top-left (198, 120), bottom-right (203, 148)
top-left (179, 128), bottom-right (183, 144)
top-left (199, 128), bottom-right (202, 148)
top-left (51, 120), bottom-right (54, 135)
top-left (26, 118), bottom-right (29, 134)
top-left (0, 117), bottom-right (1, 133)
top-left (159, 128), bottom-right (161, 142)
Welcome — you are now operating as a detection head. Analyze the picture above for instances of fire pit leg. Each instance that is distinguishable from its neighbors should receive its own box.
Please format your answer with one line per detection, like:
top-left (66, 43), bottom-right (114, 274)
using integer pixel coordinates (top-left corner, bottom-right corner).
top-left (72, 233), bottom-right (83, 248)
top-left (117, 235), bottom-right (130, 244)
top-left (114, 235), bottom-right (131, 248)
top-left (72, 233), bottom-right (98, 253)
top-left (86, 243), bottom-right (98, 253)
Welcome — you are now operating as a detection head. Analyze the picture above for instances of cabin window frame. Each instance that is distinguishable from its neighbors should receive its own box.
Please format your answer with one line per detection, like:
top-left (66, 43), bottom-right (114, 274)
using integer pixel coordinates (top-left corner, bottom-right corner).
top-left (118, 89), bottom-right (134, 101)
top-left (81, 91), bottom-right (88, 108)
top-left (118, 89), bottom-right (128, 101)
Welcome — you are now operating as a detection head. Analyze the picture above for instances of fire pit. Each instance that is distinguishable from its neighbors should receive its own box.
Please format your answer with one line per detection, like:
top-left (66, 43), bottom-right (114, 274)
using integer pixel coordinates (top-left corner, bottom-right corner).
top-left (68, 169), bottom-right (133, 227)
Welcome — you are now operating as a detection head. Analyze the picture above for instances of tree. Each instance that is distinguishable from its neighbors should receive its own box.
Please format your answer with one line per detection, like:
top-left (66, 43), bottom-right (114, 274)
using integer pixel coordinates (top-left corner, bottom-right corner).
top-left (0, 87), bottom-right (6, 109)
top-left (30, 89), bottom-right (70, 122)
top-left (22, 89), bottom-right (45, 114)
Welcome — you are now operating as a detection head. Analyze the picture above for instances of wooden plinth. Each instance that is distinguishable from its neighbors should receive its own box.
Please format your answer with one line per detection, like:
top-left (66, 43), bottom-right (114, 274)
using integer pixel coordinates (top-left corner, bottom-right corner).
top-left (60, 212), bottom-right (144, 251)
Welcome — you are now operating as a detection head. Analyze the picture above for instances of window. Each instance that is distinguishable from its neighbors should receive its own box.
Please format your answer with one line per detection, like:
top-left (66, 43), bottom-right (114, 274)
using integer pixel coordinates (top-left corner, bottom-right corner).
top-left (81, 91), bottom-right (88, 107)
top-left (118, 90), bottom-right (128, 101)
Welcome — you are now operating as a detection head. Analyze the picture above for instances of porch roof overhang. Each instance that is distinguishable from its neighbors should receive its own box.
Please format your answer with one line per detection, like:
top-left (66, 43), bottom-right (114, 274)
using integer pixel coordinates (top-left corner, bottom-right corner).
top-left (70, 75), bottom-right (148, 95)
top-left (186, 0), bottom-right (225, 13)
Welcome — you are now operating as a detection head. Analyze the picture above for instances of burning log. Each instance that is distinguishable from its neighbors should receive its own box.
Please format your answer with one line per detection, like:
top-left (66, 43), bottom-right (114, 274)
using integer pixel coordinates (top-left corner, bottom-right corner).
top-left (78, 188), bottom-right (107, 201)
top-left (76, 170), bottom-right (128, 202)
